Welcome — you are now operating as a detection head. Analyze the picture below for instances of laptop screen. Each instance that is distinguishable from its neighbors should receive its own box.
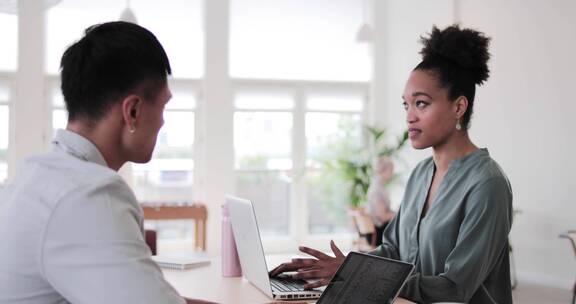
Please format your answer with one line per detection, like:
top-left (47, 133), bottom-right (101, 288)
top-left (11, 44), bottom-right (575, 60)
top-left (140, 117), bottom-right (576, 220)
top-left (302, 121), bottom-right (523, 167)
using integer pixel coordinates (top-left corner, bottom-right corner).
top-left (226, 195), bottom-right (324, 300)
top-left (226, 196), bottom-right (274, 297)
top-left (317, 251), bottom-right (414, 304)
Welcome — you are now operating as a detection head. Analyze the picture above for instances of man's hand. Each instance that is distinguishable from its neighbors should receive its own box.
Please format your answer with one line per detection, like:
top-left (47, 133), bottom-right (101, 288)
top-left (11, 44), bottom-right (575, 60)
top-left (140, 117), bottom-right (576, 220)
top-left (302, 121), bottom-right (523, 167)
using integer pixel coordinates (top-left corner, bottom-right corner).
top-left (268, 240), bottom-right (345, 289)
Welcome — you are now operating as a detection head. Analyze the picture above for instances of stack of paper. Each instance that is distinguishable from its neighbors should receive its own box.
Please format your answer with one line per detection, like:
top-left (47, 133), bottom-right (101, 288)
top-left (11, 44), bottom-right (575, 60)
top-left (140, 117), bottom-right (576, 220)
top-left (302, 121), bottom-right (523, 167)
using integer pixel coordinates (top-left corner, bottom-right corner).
top-left (152, 255), bottom-right (211, 271)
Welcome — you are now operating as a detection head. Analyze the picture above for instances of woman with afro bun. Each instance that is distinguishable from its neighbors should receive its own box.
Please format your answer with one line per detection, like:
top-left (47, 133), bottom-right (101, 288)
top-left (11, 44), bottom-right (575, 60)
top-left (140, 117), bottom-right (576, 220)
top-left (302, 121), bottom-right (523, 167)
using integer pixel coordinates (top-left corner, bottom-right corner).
top-left (270, 25), bottom-right (513, 304)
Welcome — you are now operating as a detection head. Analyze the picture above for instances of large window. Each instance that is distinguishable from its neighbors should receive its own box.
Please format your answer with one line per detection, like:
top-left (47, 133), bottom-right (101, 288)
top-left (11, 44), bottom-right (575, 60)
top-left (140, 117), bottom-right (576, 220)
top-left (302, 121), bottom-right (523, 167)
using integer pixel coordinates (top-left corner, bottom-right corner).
top-left (305, 93), bottom-right (364, 233)
top-left (10, 1), bottom-right (372, 249)
top-left (233, 84), bottom-right (367, 239)
top-left (234, 91), bottom-right (294, 235)
top-left (231, 0), bottom-right (370, 242)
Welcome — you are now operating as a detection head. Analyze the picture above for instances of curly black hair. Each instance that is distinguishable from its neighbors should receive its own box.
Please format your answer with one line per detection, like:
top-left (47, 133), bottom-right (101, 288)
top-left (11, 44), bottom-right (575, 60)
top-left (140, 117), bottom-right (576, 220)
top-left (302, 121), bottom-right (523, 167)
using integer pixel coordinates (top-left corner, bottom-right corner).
top-left (415, 25), bottom-right (491, 129)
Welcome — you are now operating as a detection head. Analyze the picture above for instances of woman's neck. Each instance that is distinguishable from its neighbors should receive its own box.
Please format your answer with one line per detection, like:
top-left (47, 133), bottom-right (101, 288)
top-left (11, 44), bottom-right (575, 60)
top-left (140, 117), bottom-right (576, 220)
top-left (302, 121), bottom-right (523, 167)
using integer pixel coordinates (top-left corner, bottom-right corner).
top-left (432, 131), bottom-right (478, 172)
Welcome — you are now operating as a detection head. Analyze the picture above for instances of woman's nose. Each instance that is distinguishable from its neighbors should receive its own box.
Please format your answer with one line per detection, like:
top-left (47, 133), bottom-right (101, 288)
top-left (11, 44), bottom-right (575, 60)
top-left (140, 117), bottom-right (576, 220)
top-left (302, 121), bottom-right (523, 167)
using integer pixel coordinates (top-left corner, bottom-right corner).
top-left (406, 107), bottom-right (417, 124)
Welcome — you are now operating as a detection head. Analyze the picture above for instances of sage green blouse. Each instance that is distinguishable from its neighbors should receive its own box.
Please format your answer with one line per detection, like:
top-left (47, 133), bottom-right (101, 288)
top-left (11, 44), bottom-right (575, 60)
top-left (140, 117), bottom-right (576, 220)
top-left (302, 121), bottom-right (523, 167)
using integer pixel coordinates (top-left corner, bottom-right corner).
top-left (370, 149), bottom-right (513, 303)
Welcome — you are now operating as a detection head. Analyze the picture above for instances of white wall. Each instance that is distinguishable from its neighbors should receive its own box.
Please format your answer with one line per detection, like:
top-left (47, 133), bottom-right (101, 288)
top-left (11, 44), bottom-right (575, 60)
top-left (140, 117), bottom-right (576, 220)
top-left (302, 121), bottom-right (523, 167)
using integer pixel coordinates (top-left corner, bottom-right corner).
top-left (462, 0), bottom-right (576, 289)
top-left (374, 0), bottom-right (576, 289)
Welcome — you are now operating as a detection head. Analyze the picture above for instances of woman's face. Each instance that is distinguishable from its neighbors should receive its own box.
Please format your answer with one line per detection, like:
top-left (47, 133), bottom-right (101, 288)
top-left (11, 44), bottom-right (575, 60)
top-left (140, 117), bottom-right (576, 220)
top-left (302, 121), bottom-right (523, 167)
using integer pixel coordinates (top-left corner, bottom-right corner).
top-left (402, 69), bottom-right (460, 150)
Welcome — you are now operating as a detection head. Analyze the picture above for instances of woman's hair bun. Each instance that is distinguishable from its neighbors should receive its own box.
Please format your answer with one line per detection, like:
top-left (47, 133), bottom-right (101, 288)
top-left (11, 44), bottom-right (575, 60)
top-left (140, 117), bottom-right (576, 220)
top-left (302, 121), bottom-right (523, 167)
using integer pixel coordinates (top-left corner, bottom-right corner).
top-left (419, 25), bottom-right (491, 85)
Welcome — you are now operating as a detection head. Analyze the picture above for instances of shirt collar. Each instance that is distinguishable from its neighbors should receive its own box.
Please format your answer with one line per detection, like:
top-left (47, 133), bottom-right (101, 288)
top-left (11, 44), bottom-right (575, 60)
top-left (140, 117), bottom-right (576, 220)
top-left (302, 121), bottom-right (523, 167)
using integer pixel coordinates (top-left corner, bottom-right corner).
top-left (449, 148), bottom-right (489, 169)
top-left (428, 148), bottom-right (489, 173)
top-left (52, 129), bottom-right (109, 168)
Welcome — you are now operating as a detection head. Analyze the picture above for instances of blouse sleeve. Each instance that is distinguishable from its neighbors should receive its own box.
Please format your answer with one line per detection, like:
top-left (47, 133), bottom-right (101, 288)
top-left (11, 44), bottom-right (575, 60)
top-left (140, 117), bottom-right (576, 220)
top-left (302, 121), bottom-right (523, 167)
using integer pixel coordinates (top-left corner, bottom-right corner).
top-left (400, 177), bottom-right (512, 303)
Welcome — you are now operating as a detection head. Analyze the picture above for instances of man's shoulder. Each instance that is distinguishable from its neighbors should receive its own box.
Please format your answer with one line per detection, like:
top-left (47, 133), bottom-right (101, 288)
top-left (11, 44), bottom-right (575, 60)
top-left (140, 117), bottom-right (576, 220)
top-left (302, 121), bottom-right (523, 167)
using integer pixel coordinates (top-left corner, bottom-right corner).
top-left (26, 150), bottom-right (118, 182)
top-left (10, 151), bottom-right (125, 206)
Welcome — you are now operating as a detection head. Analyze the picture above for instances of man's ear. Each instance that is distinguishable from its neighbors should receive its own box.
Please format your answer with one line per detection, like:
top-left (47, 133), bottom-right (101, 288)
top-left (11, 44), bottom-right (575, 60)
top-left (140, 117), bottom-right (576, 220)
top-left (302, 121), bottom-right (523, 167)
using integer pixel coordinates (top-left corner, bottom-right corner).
top-left (121, 94), bottom-right (142, 132)
top-left (454, 96), bottom-right (469, 120)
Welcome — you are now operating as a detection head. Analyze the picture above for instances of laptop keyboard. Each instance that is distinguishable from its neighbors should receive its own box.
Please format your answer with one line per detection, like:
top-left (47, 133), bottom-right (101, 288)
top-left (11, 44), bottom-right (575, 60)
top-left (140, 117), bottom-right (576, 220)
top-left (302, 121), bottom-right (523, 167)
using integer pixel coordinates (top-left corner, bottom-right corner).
top-left (271, 276), bottom-right (307, 292)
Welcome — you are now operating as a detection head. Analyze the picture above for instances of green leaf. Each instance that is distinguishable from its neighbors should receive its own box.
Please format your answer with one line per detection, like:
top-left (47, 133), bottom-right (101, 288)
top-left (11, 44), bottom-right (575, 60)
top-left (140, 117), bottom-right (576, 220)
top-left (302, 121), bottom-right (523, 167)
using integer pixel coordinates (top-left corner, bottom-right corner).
top-left (318, 124), bottom-right (408, 208)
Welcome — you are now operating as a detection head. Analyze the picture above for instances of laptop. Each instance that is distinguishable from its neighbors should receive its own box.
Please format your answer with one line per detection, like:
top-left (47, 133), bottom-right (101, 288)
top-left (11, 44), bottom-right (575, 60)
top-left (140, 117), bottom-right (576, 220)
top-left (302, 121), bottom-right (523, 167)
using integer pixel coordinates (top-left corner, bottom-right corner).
top-left (226, 195), bottom-right (323, 300)
top-left (316, 251), bottom-right (414, 304)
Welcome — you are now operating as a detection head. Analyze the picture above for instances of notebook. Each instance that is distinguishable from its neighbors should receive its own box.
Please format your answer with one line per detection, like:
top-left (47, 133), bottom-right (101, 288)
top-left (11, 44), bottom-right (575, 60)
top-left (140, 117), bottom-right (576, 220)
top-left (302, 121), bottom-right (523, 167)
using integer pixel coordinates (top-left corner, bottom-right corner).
top-left (316, 251), bottom-right (414, 304)
top-left (226, 195), bottom-right (323, 300)
top-left (151, 255), bottom-right (211, 271)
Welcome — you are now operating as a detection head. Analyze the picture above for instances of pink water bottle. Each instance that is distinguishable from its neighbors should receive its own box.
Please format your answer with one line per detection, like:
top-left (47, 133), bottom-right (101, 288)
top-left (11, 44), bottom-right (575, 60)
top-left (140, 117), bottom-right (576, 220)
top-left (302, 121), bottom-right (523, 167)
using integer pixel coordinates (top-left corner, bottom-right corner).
top-left (221, 204), bottom-right (242, 277)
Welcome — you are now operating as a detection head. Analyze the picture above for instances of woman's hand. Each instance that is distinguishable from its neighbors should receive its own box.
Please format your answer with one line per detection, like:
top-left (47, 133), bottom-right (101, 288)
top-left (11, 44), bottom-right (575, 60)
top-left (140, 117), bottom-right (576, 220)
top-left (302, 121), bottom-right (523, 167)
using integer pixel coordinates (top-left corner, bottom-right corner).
top-left (268, 240), bottom-right (345, 289)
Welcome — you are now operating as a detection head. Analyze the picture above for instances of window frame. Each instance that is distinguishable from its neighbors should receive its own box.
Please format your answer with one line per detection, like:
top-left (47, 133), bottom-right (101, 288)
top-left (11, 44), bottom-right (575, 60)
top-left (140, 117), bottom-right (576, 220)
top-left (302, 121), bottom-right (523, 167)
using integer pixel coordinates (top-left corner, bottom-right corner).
top-left (232, 78), bottom-right (369, 252)
top-left (0, 72), bottom-right (13, 185)
top-left (6, 0), bottom-right (375, 253)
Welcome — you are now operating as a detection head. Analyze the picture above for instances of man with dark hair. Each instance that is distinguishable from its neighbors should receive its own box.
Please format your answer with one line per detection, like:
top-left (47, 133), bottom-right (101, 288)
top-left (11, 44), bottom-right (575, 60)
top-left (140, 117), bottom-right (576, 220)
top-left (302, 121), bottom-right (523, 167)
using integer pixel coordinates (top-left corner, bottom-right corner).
top-left (0, 22), bottom-right (212, 304)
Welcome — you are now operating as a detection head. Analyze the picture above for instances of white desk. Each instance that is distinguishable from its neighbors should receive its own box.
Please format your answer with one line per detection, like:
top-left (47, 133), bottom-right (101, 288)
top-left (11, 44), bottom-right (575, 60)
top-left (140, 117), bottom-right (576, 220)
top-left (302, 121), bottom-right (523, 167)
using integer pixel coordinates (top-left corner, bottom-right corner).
top-left (163, 255), bottom-right (415, 304)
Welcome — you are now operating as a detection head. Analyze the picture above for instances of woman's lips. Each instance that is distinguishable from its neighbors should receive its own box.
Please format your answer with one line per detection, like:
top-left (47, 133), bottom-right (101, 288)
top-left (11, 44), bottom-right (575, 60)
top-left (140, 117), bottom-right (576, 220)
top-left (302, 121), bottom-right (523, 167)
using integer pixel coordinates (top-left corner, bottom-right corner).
top-left (408, 128), bottom-right (421, 139)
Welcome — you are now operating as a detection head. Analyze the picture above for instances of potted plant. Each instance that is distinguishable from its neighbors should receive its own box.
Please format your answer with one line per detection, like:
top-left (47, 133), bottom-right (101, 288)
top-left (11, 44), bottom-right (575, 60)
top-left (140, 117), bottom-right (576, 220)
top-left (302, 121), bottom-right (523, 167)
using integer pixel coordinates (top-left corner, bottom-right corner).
top-left (326, 126), bottom-right (408, 249)
top-left (328, 126), bottom-right (408, 208)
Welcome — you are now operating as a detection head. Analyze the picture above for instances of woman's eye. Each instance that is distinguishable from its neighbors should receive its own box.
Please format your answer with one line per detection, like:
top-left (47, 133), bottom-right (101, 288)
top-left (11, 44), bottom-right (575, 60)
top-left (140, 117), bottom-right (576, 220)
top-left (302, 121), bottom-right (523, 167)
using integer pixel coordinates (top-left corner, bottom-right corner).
top-left (402, 102), bottom-right (408, 110)
top-left (416, 100), bottom-right (428, 108)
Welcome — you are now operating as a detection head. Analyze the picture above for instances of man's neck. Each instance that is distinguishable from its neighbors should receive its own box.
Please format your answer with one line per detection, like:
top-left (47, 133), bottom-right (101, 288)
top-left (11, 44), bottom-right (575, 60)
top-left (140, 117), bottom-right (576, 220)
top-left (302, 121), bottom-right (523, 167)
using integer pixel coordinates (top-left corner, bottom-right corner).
top-left (67, 120), bottom-right (125, 171)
